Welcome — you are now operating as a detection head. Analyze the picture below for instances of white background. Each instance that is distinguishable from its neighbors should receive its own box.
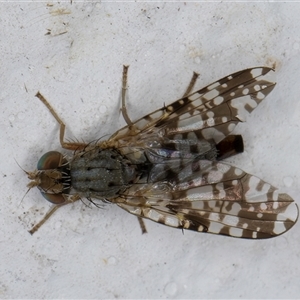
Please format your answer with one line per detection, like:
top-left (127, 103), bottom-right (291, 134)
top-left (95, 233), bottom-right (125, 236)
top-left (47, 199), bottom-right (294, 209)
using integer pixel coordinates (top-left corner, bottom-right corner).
top-left (1, 1), bottom-right (300, 299)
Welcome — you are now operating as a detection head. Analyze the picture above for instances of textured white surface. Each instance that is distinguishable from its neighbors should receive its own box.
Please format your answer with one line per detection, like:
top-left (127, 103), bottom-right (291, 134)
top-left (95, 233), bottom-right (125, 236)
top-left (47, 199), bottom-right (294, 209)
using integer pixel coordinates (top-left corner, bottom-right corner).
top-left (1, 2), bottom-right (300, 299)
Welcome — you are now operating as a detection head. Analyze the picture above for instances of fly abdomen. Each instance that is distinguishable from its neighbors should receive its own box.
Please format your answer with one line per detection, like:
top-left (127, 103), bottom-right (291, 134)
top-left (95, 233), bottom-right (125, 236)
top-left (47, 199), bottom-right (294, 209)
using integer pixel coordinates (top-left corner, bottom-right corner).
top-left (70, 148), bottom-right (138, 199)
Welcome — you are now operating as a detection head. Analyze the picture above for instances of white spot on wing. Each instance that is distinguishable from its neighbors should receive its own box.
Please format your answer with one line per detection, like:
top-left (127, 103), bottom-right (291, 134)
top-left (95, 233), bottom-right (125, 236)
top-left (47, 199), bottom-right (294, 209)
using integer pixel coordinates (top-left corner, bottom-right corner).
top-left (213, 96), bottom-right (224, 105)
top-left (190, 201), bottom-right (204, 210)
top-left (257, 213), bottom-right (263, 218)
top-left (222, 116), bottom-right (228, 122)
top-left (227, 123), bottom-right (236, 132)
top-left (223, 215), bottom-right (239, 226)
top-left (250, 68), bottom-right (263, 77)
top-left (207, 118), bottom-right (215, 126)
top-left (254, 84), bottom-right (261, 91)
top-left (207, 111), bottom-right (214, 118)
top-left (229, 227), bottom-right (243, 237)
top-left (273, 222), bottom-right (286, 235)
top-left (203, 89), bottom-right (219, 100)
top-left (234, 168), bottom-right (243, 176)
top-left (242, 88), bottom-right (249, 95)
top-left (198, 225), bottom-right (205, 232)
top-left (231, 203), bottom-right (242, 215)
top-left (207, 82), bottom-right (219, 90)
top-left (145, 208), bottom-right (160, 222)
top-left (260, 203), bottom-right (267, 210)
top-left (208, 222), bottom-right (223, 234)
top-left (257, 92), bottom-right (265, 100)
top-left (164, 216), bottom-right (180, 227)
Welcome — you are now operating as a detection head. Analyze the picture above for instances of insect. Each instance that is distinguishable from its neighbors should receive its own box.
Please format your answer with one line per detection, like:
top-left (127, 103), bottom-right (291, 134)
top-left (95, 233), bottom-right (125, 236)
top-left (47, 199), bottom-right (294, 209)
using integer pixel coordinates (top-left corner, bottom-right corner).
top-left (26, 66), bottom-right (298, 238)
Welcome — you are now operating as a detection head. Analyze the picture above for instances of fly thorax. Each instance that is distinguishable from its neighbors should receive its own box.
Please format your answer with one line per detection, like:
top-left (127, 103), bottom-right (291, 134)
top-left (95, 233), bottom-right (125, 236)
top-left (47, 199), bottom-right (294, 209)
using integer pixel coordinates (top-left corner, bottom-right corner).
top-left (70, 148), bottom-right (138, 199)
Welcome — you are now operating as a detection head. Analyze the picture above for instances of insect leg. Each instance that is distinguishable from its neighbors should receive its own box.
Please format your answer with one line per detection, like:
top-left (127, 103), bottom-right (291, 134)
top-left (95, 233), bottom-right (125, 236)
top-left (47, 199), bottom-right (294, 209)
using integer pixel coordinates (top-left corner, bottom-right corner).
top-left (121, 65), bottom-right (133, 125)
top-left (182, 72), bottom-right (200, 97)
top-left (120, 66), bottom-right (149, 233)
top-left (29, 195), bottom-right (80, 234)
top-left (35, 92), bottom-right (88, 150)
top-left (29, 204), bottom-right (61, 234)
top-left (137, 217), bottom-right (147, 234)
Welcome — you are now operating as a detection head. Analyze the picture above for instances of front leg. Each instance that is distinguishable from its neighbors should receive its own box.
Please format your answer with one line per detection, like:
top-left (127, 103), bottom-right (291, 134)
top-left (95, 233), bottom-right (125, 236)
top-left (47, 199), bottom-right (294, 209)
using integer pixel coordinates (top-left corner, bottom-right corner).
top-left (29, 194), bottom-right (81, 234)
top-left (121, 65), bottom-right (133, 125)
top-left (35, 92), bottom-right (88, 150)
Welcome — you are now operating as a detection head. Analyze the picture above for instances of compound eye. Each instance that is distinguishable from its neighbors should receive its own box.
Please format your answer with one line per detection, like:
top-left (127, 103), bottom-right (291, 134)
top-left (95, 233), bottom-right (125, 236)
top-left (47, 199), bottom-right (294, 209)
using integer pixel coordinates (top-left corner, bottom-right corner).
top-left (41, 192), bottom-right (66, 204)
top-left (37, 151), bottom-right (65, 170)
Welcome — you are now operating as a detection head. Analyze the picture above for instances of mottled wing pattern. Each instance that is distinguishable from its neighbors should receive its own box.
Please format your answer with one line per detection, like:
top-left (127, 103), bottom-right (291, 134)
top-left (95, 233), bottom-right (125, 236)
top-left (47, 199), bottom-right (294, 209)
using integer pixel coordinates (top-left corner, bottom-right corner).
top-left (109, 67), bottom-right (275, 159)
top-left (108, 66), bottom-right (298, 239)
top-left (116, 160), bottom-right (298, 239)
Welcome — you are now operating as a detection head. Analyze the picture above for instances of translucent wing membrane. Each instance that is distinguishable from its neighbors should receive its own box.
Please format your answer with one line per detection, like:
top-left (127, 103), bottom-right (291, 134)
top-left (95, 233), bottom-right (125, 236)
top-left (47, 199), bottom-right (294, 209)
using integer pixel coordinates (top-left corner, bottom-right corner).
top-left (117, 160), bottom-right (298, 239)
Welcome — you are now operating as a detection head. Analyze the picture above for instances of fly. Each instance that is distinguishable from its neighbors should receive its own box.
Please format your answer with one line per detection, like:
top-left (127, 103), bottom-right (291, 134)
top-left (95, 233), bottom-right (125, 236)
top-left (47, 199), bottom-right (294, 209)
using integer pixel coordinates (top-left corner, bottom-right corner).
top-left (26, 66), bottom-right (298, 238)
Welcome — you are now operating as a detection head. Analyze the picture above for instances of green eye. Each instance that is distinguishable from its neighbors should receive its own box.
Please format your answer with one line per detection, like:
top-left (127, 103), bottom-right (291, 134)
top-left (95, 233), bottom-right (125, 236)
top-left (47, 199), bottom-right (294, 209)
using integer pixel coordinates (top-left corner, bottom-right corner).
top-left (37, 151), bottom-right (64, 170)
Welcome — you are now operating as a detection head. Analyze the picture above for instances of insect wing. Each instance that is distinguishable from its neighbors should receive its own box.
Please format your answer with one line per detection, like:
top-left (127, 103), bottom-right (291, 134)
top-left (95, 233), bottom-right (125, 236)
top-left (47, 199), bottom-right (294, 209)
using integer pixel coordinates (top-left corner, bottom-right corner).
top-left (109, 67), bottom-right (275, 148)
top-left (109, 66), bottom-right (298, 238)
top-left (117, 160), bottom-right (298, 239)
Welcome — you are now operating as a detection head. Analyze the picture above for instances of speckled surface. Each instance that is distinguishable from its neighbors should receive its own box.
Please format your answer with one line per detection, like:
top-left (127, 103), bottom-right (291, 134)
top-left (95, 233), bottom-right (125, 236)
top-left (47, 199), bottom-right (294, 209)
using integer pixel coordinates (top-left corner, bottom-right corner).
top-left (1, 2), bottom-right (300, 298)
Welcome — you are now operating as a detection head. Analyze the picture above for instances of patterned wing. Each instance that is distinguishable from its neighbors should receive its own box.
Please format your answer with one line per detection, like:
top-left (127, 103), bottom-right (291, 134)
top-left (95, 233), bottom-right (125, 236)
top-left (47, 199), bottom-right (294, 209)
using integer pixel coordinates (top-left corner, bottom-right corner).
top-left (108, 67), bottom-right (275, 162)
top-left (116, 160), bottom-right (298, 239)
